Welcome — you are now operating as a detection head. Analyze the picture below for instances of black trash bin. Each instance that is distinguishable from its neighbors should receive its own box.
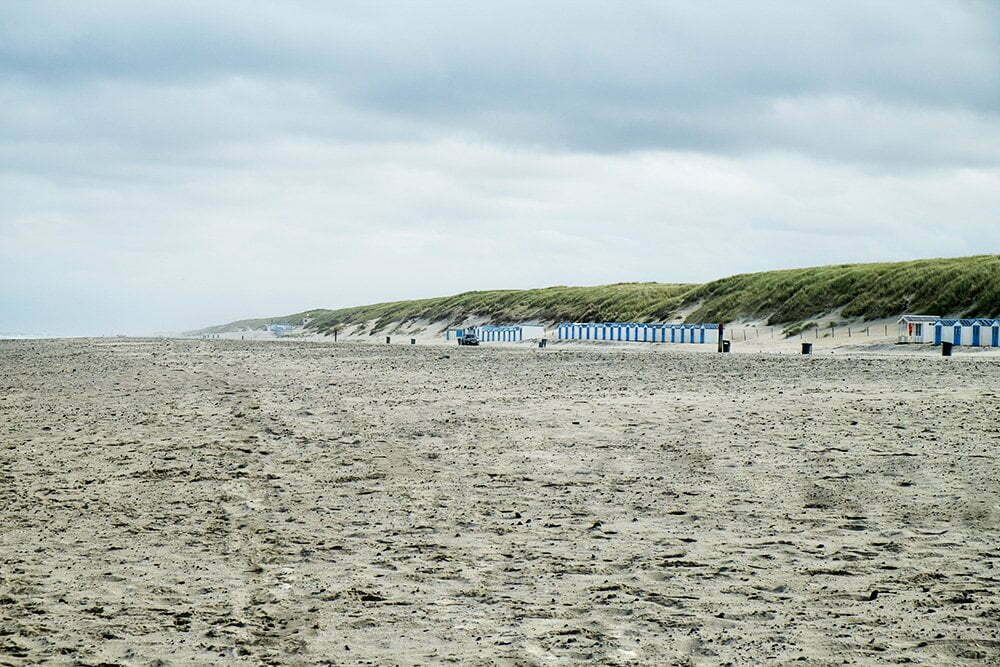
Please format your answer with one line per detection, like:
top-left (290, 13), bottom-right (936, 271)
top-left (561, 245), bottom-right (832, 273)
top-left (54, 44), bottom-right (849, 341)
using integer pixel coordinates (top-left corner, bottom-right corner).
top-left (942, 341), bottom-right (953, 357)
top-left (538, 338), bottom-right (547, 348)
top-left (410, 338), bottom-right (416, 345)
top-left (386, 336), bottom-right (391, 344)
top-left (721, 340), bottom-right (731, 353)
top-left (801, 342), bottom-right (813, 355)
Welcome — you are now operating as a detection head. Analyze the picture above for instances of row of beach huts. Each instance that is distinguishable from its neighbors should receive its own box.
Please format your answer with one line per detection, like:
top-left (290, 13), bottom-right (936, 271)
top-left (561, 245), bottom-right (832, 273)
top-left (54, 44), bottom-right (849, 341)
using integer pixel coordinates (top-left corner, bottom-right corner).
top-left (447, 322), bottom-right (721, 344)
top-left (447, 316), bottom-right (1000, 348)
top-left (897, 315), bottom-right (1000, 347)
top-left (556, 322), bottom-right (721, 344)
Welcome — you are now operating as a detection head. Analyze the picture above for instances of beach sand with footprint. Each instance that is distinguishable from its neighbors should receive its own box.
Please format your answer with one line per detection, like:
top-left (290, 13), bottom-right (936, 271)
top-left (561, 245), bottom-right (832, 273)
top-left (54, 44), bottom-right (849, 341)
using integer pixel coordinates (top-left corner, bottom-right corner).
top-left (1, 337), bottom-right (998, 664)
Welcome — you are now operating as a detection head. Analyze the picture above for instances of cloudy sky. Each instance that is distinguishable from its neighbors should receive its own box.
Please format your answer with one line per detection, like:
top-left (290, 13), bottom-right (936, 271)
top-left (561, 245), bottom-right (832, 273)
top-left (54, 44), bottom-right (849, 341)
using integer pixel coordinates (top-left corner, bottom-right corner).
top-left (2, 1), bottom-right (998, 335)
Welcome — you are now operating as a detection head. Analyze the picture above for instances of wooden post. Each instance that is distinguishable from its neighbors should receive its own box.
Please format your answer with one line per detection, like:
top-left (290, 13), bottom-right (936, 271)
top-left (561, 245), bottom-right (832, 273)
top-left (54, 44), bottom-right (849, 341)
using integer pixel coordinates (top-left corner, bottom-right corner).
top-left (717, 323), bottom-right (725, 353)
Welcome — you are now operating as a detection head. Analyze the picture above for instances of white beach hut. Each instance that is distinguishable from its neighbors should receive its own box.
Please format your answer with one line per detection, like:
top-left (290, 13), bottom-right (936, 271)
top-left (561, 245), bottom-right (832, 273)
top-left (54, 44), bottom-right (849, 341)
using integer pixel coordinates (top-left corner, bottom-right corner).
top-left (897, 315), bottom-right (939, 343)
top-left (985, 320), bottom-right (1000, 347)
top-left (971, 319), bottom-right (1000, 347)
top-left (934, 320), bottom-right (963, 345)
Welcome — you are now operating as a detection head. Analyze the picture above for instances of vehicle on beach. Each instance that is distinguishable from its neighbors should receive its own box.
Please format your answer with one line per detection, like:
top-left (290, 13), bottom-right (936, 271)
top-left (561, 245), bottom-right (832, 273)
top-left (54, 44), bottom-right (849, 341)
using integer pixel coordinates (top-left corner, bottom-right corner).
top-left (457, 332), bottom-right (480, 346)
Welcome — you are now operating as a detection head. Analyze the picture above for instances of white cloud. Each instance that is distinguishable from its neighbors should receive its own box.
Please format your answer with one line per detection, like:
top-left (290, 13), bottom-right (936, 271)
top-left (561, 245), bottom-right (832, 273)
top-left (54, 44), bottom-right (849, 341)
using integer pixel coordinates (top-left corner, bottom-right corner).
top-left (0, 1), bottom-right (997, 334)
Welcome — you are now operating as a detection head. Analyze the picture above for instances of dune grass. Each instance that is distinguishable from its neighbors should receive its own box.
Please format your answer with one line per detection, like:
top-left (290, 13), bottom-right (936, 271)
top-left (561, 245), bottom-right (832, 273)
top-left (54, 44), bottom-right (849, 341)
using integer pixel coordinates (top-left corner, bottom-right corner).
top-left (192, 255), bottom-right (1000, 335)
top-left (307, 283), bottom-right (695, 335)
top-left (682, 255), bottom-right (1000, 325)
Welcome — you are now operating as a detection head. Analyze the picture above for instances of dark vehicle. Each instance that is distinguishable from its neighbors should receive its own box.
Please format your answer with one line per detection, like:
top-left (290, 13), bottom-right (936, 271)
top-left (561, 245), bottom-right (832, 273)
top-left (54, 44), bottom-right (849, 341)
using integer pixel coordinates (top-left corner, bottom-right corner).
top-left (457, 332), bottom-right (480, 346)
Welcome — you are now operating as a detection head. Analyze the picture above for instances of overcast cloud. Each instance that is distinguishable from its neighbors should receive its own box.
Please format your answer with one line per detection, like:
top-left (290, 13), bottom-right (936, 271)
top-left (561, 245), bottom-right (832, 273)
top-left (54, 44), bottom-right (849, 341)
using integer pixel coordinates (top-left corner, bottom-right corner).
top-left (2, 0), bottom-right (998, 335)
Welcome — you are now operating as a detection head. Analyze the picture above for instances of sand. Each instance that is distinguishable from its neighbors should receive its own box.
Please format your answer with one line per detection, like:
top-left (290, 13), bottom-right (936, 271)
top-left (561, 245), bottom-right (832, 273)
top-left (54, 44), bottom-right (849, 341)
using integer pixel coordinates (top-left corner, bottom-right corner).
top-left (1, 337), bottom-right (998, 665)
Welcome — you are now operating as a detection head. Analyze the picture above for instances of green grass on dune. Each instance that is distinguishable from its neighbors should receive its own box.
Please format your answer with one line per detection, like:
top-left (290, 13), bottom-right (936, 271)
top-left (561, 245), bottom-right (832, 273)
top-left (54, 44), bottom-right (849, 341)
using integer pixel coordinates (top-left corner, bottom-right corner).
top-left (307, 283), bottom-right (695, 335)
top-left (193, 309), bottom-right (327, 336)
top-left (192, 255), bottom-right (1000, 335)
top-left (682, 255), bottom-right (1000, 325)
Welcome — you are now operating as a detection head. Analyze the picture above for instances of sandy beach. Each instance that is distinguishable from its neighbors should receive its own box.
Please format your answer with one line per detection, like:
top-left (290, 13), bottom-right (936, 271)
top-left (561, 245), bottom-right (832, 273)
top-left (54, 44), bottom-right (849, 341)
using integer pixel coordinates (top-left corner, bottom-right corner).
top-left (1, 337), bottom-right (998, 664)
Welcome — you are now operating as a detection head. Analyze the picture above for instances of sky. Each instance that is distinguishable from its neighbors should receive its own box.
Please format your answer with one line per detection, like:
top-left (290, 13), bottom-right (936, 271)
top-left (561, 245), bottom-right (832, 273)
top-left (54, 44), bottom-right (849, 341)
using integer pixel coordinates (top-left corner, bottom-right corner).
top-left (2, 1), bottom-right (998, 335)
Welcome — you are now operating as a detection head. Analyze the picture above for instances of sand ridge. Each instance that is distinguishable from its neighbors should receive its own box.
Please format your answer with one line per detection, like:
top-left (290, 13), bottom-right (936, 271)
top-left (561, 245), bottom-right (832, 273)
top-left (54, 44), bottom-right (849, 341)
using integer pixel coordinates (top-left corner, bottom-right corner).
top-left (1, 338), bottom-right (998, 664)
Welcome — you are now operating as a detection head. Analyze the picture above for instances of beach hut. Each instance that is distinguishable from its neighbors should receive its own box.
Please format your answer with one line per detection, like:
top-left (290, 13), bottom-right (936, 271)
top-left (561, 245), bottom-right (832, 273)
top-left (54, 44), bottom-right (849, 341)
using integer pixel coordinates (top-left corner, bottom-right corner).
top-left (934, 320), bottom-right (963, 345)
top-left (958, 319), bottom-right (978, 346)
top-left (699, 323), bottom-right (721, 344)
top-left (969, 319), bottom-right (1000, 347)
top-left (897, 315), bottom-right (939, 343)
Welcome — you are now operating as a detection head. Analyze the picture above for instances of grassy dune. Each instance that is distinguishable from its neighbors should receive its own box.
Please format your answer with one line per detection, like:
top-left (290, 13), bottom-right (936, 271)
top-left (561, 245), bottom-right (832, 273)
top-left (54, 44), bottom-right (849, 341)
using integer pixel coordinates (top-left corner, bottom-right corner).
top-left (307, 283), bottom-right (695, 335)
top-left (684, 255), bottom-right (1000, 324)
top-left (194, 255), bottom-right (1000, 335)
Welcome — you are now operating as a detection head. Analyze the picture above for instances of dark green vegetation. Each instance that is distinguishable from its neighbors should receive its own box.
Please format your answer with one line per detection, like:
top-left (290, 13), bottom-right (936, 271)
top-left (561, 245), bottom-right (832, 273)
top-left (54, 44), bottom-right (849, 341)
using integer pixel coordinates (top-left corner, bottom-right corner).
top-left (194, 255), bottom-right (1000, 335)
top-left (682, 255), bottom-right (1000, 325)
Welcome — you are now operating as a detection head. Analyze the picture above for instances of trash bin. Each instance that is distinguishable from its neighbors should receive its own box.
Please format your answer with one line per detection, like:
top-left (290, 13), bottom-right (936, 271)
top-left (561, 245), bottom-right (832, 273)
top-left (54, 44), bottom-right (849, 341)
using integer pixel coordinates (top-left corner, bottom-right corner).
top-left (386, 336), bottom-right (391, 344)
top-left (410, 338), bottom-right (416, 345)
top-left (942, 341), bottom-right (953, 357)
top-left (801, 342), bottom-right (813, 355)
top-left (539, 338), bottom-right (547, 348)
top-left (721, 340), bottom-right (731, 353)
